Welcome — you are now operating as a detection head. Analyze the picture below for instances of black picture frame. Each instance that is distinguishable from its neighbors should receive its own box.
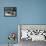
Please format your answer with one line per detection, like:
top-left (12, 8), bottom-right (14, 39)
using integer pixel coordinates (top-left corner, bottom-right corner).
top-left (4, 7), bottom-right (17, 17)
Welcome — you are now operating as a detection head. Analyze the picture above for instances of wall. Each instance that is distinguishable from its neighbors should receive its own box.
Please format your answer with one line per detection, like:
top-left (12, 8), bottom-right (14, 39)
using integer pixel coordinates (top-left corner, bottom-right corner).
top-left (0, 0), bottom-right (46, 44)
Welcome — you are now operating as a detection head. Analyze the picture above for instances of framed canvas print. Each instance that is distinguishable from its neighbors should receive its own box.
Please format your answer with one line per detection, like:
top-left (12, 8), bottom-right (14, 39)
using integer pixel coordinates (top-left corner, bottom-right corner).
top-left (4, 7), bottom-right (17, 17)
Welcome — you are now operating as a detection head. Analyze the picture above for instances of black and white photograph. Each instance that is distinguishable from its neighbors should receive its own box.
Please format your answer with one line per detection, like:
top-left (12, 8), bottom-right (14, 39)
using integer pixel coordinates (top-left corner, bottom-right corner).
top-left (4, 7), bottom-right (17, 17)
